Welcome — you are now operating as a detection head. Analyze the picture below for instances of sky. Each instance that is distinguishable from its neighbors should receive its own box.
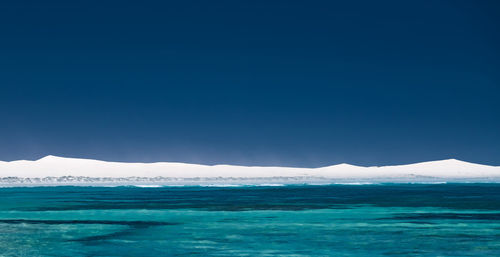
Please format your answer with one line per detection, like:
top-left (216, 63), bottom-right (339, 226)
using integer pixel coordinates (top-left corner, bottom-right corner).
top-left (0, 0), bottom-right (499, 167)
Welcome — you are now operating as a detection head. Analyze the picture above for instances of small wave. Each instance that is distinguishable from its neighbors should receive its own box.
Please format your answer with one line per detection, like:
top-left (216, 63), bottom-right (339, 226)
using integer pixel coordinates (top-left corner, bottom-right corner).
top-left (196, 184), bottom-right (286, 187)
top-left (132, 185), bottom-right (164, 188)
top-left (406, 181), bottom-right (447, 185)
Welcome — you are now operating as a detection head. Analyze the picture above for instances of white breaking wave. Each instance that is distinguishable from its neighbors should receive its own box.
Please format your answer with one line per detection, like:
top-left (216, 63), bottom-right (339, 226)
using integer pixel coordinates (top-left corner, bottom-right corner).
top-left (0, 155), bottom-right (499, 185)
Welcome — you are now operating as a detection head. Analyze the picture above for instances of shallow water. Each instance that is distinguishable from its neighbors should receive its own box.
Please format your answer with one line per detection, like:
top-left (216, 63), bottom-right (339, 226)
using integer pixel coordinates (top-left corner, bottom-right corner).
top-left (1, 184), bottom-right (500, 256)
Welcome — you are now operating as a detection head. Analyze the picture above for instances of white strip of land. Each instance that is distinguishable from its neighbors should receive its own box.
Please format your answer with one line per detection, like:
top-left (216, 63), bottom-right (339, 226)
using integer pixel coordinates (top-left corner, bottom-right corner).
top-left (0, 156), bottom-right (499, 183)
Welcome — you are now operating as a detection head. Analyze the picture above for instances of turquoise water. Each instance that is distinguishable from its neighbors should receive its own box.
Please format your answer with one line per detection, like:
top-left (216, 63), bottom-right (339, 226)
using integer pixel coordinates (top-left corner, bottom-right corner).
top-left (1, 184), bottom-right (500, 256)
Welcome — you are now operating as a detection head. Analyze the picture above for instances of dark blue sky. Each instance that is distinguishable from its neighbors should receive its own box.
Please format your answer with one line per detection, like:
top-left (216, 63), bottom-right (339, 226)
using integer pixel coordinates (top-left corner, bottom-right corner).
top-left (1, 0), bottom-right (499, 166)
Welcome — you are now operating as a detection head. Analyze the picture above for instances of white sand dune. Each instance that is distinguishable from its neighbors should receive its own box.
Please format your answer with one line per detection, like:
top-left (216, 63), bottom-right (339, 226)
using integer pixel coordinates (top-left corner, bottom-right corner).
top-left (0, 156), bottom-right (499, 181)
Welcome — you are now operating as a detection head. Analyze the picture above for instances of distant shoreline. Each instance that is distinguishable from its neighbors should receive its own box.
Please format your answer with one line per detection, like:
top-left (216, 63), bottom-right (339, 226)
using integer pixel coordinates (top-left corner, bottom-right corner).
top-left (1, 156), bottom-right (499, 186)
top-left (1, 176), bottom-right (500, 187)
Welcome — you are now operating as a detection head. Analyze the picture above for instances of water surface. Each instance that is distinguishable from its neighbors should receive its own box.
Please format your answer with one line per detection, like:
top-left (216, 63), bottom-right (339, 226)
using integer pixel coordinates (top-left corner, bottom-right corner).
top-left (1, 184), bottom-right (499, 256)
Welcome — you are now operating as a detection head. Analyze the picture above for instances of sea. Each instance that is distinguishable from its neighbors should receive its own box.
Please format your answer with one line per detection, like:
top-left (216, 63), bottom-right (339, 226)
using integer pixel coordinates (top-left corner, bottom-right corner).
top-left (0, 184), bottom-right (499, 256)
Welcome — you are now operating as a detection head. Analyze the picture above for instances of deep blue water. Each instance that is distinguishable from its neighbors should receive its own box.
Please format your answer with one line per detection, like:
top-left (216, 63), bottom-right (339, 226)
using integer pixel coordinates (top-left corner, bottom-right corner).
top-left (1, 184), bottom-right (500, 256)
